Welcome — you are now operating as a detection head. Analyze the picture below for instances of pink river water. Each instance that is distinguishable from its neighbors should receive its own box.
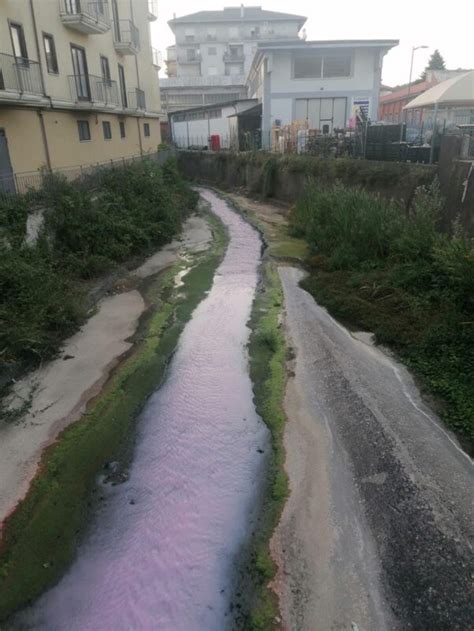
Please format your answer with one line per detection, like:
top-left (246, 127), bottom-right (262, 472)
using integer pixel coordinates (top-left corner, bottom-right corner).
top-left (16, 189), bottom-right (269, 631)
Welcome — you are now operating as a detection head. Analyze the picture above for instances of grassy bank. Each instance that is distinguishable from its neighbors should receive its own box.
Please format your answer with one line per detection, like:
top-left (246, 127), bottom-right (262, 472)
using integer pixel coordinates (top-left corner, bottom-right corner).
top-left (246, 263), bottom-right (288, 630)
top-left (0, 210), bottom-right (227, 623)
top-left (0, 158), bottom-right (196, 397)
top-left (291, 181), bottom-right (474, 449)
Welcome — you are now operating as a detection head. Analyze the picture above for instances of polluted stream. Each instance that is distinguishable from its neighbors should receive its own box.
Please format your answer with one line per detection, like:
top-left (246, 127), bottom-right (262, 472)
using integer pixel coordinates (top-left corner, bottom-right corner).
top-left (15, 189), bottom-right (270, 631)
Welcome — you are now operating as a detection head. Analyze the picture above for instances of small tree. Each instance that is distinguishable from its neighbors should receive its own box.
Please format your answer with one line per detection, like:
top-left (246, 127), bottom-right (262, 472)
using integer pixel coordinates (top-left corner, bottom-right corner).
top-left (427, 49), bottom-right (446, 70)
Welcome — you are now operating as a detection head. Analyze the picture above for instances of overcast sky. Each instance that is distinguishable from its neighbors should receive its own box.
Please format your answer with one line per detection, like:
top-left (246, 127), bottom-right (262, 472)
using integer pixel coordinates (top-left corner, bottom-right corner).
top-left (150, 0), bottom-right (473, 86)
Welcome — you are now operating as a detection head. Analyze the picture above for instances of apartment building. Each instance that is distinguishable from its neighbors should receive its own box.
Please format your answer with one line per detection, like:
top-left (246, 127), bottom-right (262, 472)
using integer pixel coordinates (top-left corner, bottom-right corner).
top-left (161, 6), bottom-right (306, 113)
top-left (0, 0), bottom-right (161, 187)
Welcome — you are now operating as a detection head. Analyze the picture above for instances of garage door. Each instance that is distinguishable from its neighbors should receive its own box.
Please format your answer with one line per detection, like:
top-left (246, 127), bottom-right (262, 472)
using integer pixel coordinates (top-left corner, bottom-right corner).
top-left (295, 97), bottom-right (347, 132)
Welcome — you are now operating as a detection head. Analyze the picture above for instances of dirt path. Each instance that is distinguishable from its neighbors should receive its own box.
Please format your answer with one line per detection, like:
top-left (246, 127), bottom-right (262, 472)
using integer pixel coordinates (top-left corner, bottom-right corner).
top-left (273, 266), bottom-right (473, 631)
top-left (0, 215), bottom-right (211, 531)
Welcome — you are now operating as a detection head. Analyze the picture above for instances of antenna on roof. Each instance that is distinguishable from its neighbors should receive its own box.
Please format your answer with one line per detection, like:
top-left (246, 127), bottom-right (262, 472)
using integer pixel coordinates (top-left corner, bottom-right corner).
top-left (302, 28), bottom-right (307, 40)
top-left (173, 12), bottom-right (176, 19)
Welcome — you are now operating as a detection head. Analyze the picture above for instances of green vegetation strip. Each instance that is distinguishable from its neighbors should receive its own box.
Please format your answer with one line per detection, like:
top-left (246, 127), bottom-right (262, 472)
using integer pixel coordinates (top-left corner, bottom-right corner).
top-left (246, 262), bottom-right (288, 630)
top-left (0, 211), bottom-right (227, 623)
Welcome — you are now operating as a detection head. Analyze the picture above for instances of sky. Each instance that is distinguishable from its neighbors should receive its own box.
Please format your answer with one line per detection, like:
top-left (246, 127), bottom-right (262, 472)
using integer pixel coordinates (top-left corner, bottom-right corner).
top-left (150, 0), bottom-right (474, 87)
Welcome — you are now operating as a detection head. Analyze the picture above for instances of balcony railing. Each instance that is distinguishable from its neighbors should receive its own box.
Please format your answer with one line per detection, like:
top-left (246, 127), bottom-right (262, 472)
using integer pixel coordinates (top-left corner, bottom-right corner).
top-left (161, 74), bottom-right (246, 88)
top-left (152, 48), bottom-right (162, 69)
top-left (127, 88), bottom-right (146, 111)
top-left (177, 53), bottom-right (201, 64)
top-left (68, 73), bottom-right (119, 106)
top-left (0, 52), bottom-right (43, 95)
top-left (113, 20), bottom-right (140, 55)
top-left (223, 50), bottom-right (245, 62)
top-left (59, 0), bottom-right (111, 34)
top-left (147, 0), bottom-right (158, 20)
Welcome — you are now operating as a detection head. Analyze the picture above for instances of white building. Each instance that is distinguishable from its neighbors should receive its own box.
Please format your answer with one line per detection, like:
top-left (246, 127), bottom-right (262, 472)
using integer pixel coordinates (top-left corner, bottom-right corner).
top-left (161, 6), bottom-right (306, 113)
top-left (247, 39), bottom-right (399, 146)
top-left (170, 98), bottom-right (257, 148)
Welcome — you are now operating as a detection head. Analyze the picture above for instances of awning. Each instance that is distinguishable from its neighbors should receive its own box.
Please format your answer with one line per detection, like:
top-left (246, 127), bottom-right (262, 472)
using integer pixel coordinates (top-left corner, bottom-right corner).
top-left (404, 70), bottom-right (474, 109)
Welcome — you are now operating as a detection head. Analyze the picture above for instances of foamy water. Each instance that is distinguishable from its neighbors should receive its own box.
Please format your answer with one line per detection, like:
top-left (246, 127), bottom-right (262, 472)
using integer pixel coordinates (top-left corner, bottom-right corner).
top-left (16, 189), bottom-right (269, 631)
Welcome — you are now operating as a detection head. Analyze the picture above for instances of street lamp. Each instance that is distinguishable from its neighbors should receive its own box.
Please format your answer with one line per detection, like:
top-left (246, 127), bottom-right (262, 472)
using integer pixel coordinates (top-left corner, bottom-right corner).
top-left (407, 45), bottom-right (429, 101)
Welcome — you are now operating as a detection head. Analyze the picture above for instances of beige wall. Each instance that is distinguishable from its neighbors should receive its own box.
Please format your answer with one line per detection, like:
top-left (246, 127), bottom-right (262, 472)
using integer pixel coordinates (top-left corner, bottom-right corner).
top-left (0, 0), bottom-right (161, 174)
top-left (0, 108), bottom-right (161, 173)
top-left (0, 109), bottom-right (48, 173)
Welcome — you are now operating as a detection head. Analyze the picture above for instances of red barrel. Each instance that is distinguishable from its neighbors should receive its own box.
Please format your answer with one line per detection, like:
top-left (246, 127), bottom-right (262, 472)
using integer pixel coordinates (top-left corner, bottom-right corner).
top-left (210, 134), bottom-right (221, 151)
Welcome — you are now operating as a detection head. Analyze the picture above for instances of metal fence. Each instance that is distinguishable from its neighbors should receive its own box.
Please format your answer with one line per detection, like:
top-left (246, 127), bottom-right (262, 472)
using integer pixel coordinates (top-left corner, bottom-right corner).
top-left (172, 122), bottom-right (460, 165)
top-left (0, 150), bottom-right (173, 202)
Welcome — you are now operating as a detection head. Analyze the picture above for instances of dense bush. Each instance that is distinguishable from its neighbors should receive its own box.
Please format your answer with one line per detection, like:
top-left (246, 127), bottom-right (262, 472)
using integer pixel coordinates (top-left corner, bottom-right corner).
top-left (291, 180), bottom-right (474, 442)
top-left (0, 158), bottom-right (197, 384)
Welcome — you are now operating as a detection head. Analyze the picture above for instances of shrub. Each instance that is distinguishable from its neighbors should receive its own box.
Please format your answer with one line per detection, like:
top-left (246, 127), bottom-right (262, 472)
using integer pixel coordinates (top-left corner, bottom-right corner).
top-left (0, 158), bottom-right (197, 386)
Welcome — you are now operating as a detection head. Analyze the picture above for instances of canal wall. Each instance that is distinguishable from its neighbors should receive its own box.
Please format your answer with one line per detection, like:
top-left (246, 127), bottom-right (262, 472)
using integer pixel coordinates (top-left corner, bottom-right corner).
top-left (178, 151), bottom-right (474, 235)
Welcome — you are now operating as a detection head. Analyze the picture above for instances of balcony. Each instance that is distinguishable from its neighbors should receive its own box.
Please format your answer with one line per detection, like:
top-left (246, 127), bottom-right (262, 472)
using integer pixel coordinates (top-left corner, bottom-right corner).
top-left (152, 48), bottom-right (162, 69)
top-left (147, 0), bottom-right (158, 21)
top-left (0, 53), bottom-right (43, 96)
top-left (161, 75), bottom-right (246, 88)
top-left (223, 50), bottom-right (245, 62)
top-left (68, 73), bottom-right (119, 107)
top-left (59, 0), bottom-right (111, 35)
top-left (177, 52), bottom-right (201, 64)
top-left (127, 88), bottom-right (146, 111)
top-left (113, 20), bottom-right (140, 55)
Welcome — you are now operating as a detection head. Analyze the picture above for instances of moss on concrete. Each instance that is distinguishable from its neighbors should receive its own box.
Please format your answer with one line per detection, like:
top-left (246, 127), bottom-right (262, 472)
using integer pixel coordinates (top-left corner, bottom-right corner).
top-left (246, 262), bottom-right (288, 630)
top-left (0, 211), bottom-right (227, 623)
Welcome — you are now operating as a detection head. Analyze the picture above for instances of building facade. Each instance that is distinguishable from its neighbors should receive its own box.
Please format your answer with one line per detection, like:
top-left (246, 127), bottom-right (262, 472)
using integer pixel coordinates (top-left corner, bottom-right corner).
top-left (160, 6), bottom-right (306, 113)
top-left (247, 39), bottom-right (398, 146)
top-left (0, 0), bottom-right (161, 186)
top-left (169, 98), bottom-right (257, 149)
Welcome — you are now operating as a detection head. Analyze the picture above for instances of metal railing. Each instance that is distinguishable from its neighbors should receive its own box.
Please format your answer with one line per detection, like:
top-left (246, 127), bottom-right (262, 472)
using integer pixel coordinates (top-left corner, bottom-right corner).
top-left (152, 48), bottom-right (162, 68)
top-left (114, 19), bottom-right (140, 52)
top-left (68, 73), bottom-right (119, 106)
top-left (177, 52), bottom-right (201, 64)
top-left (161, 75), bottom-right (246, 88)
top-left (0, 150), bottom-right (174, 200)
top-left (223, 50), bottom-right (245, 62)
top-left (59, 0), bottom-right (110, 24)
top-left (127, 88), bottom-right (146, 110)
top-left (0, 52), bottom-right (43, 95)
top-left (147, 0), bottom-right (158, 18)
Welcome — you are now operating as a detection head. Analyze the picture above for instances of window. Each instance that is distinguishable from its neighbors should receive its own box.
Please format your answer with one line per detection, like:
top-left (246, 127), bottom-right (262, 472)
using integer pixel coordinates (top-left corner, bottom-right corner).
top-left (185, 28), bottom-right (195, 42)
top-left (186, 48), bottom-right (199, 61)
top-left (293, 53), bottom-right (352, 79)
top-left (323, 55), bottom-right (351, 78)
top-left (208, 47), bottom-right (217, 55)
top-left (71, 45), bottom-right (90, 100)
top-left (102, 121), bottom-right (112, 139)
top-left (100, 56), bottom-right (111, 81)
top-left (43, 33), bottom-right (58, 74)
top-left (77, 120), bottom-right (91, 141)
top-left (65, 0), bottom-right (80, 14)
top-left (118, 63), bottom-right (127, 107)
top-left (9, 22), bottom-right (28, 60)
top-left (294, 55), bottom-right (322, 79)
top-left (207, 28), bottom-right (217, 41)
top-left (119, 121), bottom-right (126, 138)
top-left (143, 123), bottom-right (150, 137)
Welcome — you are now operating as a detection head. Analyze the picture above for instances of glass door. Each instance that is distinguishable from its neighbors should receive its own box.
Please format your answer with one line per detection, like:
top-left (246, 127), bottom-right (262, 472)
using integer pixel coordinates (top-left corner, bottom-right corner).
top-left (71, 45), bottom-right (90, 100)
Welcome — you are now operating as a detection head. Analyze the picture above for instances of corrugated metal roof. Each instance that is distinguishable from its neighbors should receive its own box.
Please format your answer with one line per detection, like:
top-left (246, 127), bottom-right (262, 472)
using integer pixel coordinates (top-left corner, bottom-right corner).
top-left (169, 7), bottom-right (306, 25)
